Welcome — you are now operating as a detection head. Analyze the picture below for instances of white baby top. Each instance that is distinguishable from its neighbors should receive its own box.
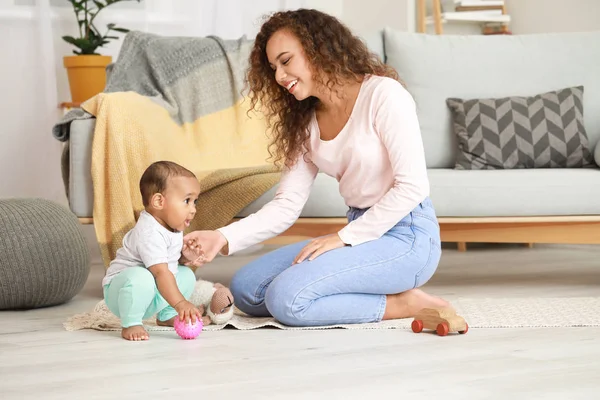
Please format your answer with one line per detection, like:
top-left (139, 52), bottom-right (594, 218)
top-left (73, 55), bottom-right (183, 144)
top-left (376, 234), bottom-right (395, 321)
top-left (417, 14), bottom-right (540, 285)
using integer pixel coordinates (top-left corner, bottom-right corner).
top-left (102, 210), bottom-right (183, 286)
top-left (218, 74), bottom-right (430, 254)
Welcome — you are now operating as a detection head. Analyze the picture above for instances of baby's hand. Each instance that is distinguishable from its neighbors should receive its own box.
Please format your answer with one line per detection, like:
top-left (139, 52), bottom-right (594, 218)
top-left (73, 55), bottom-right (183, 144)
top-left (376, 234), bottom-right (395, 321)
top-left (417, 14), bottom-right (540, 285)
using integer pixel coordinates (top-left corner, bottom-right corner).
top-left (182, 239), bottom-right (206, 267)
top-left (174, 300), bottom-right (203, 324)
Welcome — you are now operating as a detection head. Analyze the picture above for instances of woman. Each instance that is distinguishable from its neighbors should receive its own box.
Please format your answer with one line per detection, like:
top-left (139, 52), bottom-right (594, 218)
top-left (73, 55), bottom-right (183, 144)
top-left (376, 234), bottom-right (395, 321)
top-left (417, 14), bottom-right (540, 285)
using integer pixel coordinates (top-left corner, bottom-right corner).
top-left (183, 9), bottom-right (450, 327)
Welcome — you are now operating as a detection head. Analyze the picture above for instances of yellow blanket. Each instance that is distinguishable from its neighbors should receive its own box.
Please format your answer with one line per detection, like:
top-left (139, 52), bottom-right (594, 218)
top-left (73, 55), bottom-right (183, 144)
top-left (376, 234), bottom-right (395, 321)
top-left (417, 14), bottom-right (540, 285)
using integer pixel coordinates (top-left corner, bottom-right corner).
top-left (83, 92), bottom-right (280, 268)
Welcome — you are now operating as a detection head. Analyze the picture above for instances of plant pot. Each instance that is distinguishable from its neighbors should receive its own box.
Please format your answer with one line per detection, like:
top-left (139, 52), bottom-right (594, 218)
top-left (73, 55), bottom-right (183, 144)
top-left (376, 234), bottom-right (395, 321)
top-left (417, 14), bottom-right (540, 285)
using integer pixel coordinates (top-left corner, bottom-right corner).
top-left (63, 55), bottom-right (112, 103)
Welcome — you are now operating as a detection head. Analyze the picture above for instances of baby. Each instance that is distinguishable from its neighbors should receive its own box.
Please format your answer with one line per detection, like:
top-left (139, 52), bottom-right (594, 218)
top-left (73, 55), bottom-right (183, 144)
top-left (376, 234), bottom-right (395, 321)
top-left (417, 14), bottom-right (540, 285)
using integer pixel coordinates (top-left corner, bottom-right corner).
top-left (102, 160), bottom-right (207, 341)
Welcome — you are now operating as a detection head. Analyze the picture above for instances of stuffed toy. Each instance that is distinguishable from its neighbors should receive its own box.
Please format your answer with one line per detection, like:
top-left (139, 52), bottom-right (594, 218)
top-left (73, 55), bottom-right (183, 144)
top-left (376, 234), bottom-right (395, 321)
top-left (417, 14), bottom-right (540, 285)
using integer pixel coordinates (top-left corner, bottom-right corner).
top-left (189, 279), bottom-right (234, 326)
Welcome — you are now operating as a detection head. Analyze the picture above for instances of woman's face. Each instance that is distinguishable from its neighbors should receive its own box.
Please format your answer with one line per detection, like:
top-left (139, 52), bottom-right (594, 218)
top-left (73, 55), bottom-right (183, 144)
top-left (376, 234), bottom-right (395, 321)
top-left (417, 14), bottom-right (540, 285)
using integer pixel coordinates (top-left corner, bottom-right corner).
top-left (266, 29), bottom-right (314, 101)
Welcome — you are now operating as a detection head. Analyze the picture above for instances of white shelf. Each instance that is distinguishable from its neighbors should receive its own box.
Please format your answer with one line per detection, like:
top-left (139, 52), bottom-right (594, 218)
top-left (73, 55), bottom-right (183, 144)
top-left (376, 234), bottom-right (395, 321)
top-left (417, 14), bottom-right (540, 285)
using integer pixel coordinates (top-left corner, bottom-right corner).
top-left (454, 0), bottom-right (505, 5)
top-left (426, 11), bottom-right (510, 24)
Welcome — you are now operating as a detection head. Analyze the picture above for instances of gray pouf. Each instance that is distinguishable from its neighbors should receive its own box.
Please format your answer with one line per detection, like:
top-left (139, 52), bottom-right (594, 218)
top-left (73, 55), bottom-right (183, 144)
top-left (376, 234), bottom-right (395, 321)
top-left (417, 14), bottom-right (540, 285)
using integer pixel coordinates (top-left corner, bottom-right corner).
top-left (0, 198), bottom-right (90, 310)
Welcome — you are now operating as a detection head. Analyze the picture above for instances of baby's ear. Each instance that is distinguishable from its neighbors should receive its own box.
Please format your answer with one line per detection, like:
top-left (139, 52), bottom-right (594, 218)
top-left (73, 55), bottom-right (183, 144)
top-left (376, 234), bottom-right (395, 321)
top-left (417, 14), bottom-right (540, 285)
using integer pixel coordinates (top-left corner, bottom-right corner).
top-left (150, 193), bottom-right (164, 210)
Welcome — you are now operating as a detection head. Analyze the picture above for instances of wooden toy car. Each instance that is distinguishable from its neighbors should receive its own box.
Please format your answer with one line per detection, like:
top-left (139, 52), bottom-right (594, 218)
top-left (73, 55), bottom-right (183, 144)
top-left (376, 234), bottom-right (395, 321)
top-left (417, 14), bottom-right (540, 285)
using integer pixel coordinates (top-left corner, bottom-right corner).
top-left (411, 307), bottom-right (468, 336)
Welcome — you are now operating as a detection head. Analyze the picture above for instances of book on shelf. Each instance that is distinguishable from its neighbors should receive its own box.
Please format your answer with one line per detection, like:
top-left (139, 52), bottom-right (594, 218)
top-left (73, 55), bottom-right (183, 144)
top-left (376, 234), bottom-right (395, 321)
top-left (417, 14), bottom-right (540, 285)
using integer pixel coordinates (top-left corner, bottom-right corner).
top-left (482, 22), bottom-right (511, 35)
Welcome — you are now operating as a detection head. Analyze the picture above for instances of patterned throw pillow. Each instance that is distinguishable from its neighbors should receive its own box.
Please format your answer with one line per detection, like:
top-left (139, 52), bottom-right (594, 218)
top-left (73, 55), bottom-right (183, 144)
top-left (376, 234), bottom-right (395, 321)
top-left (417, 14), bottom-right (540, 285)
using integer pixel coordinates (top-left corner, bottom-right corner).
top-left (447, 86), bottom-right (594, 170)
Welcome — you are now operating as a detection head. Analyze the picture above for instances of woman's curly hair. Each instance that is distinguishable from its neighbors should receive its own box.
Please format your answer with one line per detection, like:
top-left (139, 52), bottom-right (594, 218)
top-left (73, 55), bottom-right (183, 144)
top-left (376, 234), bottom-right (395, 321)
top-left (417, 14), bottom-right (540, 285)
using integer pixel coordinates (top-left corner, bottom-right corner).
top-left (246, 9), bottom-right (401, 168)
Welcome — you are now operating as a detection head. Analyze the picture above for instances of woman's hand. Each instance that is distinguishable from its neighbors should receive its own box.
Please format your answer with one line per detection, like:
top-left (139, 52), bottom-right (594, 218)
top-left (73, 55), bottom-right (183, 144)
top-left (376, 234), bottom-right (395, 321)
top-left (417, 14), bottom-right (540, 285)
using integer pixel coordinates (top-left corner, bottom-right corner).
top-left (182, 230), bottom-right (228, 266)
top-left (293, 233), bottom-right (346, 264)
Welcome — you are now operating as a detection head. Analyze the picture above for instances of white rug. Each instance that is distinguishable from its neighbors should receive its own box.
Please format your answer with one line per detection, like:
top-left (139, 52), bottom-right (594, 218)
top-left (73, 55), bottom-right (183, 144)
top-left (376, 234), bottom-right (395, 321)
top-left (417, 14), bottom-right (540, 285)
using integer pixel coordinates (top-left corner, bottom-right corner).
top-left (63, 297), bottom-right (600, 332)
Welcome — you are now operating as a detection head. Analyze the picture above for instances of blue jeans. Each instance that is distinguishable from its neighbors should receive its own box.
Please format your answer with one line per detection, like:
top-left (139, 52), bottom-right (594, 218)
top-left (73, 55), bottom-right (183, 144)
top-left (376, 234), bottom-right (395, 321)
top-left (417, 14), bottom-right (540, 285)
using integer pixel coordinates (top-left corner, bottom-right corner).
top-left (230, 197), bottom-right (442, 327)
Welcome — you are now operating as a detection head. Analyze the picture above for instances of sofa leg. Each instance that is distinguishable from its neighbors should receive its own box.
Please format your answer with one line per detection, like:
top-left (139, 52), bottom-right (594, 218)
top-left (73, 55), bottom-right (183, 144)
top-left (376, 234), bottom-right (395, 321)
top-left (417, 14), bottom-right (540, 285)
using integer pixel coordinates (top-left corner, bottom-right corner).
top-left (527, 243), bottom-right (534, 249)
top-left (457, 242), bottom-right (467, 252)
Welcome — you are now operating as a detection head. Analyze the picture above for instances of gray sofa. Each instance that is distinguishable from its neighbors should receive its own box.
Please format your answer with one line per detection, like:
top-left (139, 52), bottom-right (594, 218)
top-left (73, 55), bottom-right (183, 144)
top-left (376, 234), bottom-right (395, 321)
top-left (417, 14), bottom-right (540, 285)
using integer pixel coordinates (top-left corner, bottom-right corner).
top-left (65, 29), bottom-right (600, 228)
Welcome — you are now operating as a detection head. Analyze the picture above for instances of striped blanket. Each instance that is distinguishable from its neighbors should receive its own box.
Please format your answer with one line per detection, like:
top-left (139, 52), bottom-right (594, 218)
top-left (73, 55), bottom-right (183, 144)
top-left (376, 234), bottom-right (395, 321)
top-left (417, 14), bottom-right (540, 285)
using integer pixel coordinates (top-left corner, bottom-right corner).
top-left (53, 31), bottom-right (280, 268)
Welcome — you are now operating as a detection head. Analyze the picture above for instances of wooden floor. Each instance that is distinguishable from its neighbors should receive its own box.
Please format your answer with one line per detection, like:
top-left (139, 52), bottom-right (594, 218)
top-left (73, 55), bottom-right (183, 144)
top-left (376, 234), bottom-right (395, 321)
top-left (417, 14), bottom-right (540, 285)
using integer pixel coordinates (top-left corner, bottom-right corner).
top-left (1, 242), bottom-right (600, 399)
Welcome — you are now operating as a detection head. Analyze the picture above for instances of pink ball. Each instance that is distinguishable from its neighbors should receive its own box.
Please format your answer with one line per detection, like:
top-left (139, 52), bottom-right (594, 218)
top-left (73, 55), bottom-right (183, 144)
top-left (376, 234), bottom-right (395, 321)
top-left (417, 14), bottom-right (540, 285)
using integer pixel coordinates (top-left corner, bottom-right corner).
top-left (173, 316), bottom-right (203, 339)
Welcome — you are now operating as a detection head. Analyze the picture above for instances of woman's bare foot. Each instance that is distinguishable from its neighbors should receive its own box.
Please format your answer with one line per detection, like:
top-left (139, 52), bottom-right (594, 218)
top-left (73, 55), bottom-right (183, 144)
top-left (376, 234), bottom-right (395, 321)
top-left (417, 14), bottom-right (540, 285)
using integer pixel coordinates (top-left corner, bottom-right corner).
top-left (122, 325), bottom-right (149, 341)
top-left (382, 289), bottom-right (450, 320)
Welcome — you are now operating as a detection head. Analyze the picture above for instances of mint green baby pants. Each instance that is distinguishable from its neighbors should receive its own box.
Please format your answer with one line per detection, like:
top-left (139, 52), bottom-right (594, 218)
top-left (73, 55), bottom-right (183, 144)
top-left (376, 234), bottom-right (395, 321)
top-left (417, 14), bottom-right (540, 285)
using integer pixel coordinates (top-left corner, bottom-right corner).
top-left (103, 266), bottom-right (196, 328)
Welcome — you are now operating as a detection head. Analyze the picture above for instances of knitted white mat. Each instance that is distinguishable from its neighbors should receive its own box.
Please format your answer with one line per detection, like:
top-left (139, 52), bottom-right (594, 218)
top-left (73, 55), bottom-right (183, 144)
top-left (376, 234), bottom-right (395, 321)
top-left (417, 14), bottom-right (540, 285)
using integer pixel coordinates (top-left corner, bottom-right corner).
top-left (63, 297), bottom-right (600, 332)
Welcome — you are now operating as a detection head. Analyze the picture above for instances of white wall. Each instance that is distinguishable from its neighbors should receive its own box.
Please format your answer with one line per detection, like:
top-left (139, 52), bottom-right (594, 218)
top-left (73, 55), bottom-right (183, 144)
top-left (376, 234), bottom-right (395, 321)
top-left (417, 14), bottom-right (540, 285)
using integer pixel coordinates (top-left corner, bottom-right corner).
top-left (0, 17), bottom-right (66, 204)
top-left (341, 0), bottom-right (413, 34)
top-left (419, 0), bottom-right (600, 35)
top-left (506, 0), bottom-right (600, 34)
top-left (305, 0), bottom-right (343, 19)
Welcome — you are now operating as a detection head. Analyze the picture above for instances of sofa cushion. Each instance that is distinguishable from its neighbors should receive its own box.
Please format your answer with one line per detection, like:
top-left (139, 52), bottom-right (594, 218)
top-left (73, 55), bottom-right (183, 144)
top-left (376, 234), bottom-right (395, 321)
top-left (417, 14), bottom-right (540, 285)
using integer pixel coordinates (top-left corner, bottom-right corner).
top-left (237, 167), bottom-right (600, 219)
top-left (383, 29), bottom-right (600, 168)
top-left (68, 118), bottom-right (95, 218)
top-left (237, 173), bottom-right (348, 218)
top-left (428, 168), bottom-right (600, 217)
top-left (447, 86), bottom-right (595, 169)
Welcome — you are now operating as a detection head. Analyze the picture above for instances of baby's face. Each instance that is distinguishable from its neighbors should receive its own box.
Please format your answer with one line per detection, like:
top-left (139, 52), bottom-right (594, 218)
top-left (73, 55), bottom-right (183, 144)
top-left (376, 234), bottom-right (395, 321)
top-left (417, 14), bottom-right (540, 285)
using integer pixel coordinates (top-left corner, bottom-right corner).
top-left (161, 176), bottom-right (200, 232)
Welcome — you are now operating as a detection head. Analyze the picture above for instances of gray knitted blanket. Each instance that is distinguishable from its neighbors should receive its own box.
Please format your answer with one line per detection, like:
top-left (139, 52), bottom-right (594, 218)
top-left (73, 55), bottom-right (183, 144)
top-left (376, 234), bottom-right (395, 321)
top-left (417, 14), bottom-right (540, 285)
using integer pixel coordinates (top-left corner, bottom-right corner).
top-left (52, 31), bottom-right (254, 141)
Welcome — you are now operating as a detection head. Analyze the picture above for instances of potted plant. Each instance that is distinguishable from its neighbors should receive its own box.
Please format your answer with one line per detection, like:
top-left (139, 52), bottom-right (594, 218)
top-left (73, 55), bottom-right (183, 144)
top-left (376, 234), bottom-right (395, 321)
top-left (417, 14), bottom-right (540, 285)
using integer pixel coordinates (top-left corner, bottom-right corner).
top-left (62, 0), bottom-right (140, 103)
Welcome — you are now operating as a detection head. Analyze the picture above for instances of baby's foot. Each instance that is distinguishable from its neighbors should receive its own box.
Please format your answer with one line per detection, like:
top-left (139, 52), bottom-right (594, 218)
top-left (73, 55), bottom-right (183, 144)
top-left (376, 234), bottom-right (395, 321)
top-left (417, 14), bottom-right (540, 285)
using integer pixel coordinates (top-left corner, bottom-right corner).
top-left (122, 325), bottom-right (149, 341)
top-left (156, 316), bottom-right (176, 327)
